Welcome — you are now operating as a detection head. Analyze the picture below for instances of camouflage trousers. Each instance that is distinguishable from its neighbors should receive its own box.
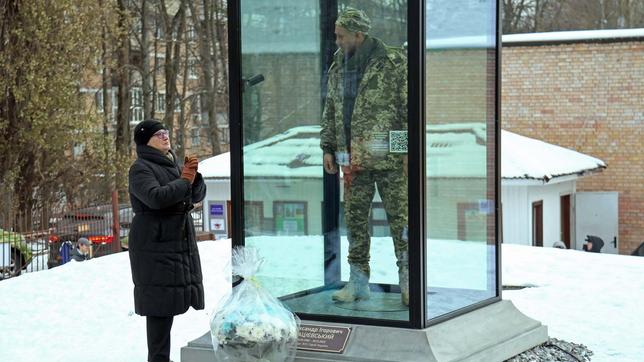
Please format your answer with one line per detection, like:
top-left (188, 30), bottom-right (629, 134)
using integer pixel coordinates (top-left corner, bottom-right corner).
top-left (344, 169), bottom-right (408, 276)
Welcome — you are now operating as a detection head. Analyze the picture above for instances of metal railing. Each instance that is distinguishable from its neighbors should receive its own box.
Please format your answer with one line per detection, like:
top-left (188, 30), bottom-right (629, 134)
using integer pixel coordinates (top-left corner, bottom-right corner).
top-left (1, 201), bottom-right (204, 281)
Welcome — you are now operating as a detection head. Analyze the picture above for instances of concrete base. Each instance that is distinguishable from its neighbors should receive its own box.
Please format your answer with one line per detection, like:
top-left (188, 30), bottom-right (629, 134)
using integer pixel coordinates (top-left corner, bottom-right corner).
top-left (181, 300), bottom-right (547, 362)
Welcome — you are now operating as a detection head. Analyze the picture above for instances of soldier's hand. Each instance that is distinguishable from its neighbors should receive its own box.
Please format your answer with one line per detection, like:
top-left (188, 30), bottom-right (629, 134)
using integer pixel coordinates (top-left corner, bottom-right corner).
top-left (323, 153), bottom-right (338, 174)
top-left (342, 166), bottom-right (353, 186)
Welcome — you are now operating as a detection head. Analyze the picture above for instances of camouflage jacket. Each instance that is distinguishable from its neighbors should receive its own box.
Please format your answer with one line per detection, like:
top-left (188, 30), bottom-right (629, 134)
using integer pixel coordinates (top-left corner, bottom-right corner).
top-left (320, 37), bottom-right (407, 171)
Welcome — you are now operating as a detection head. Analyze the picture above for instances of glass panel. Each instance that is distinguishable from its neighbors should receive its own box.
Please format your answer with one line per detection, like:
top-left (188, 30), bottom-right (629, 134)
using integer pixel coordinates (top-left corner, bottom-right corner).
top-left (240, 0), bottom-right (409, 322)
top-left (425, 0), bottom-right (498, 321)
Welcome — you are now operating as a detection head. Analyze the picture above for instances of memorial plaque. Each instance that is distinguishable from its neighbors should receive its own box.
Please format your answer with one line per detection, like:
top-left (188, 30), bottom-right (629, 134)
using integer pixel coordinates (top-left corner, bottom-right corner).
top-left (297, 324), bottom-right (351, 353)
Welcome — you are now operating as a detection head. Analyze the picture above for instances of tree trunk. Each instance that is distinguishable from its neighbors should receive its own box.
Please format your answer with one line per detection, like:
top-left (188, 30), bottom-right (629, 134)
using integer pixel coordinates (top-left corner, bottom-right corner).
top-left (159, 0), bottom-right (185, 139)
top-left (190, 0), bottom-right (222, 156)
top-left (115, 0), bottom-right (132, 197)
top-left (176, 22), bottom-right (191, 161)
top-left (141, 0), bottom-right (154, 120)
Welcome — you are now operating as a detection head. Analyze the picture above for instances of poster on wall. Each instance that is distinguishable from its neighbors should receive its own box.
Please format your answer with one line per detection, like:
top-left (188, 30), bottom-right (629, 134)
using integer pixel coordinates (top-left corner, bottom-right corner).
top-left (208, 201), bottom-right (228, 238)
top-left (210, 219), bottom-right (225, 231)
top-left (274, 202), bottom-right (306, 236)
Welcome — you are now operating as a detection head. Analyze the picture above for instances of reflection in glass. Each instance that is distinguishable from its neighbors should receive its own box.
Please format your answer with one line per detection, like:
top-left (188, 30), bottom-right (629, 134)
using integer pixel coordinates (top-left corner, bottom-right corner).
top-left (239, 0), bottom-right (409, 322)
top-left (425, 0), bottom-right (498, 321)
top-left (321, 5), bottom-right (409, 313)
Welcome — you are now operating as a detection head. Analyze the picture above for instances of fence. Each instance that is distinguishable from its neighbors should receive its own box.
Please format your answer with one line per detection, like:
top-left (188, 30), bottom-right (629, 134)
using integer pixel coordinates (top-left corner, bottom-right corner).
top-left (1, 201), bottom-right (204, 281)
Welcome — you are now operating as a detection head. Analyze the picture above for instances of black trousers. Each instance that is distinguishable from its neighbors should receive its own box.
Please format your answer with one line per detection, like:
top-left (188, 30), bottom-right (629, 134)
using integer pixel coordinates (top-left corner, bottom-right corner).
top-left (146, 316), bottom-right (174, 362)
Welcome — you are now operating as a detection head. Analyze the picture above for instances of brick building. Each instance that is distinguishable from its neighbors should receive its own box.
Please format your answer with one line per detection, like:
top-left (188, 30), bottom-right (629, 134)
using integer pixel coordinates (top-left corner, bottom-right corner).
top-left (502, 29), bottom-right (644, 254)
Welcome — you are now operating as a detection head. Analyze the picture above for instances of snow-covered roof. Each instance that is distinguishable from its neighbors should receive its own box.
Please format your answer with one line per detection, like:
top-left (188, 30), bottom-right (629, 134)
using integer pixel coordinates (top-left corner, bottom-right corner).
top-left (502, 130), bottom-right (605, 182)
top-left (200, 124), bottom-right (606, 184)
top-left (503, 28), bottom-right (644, 45)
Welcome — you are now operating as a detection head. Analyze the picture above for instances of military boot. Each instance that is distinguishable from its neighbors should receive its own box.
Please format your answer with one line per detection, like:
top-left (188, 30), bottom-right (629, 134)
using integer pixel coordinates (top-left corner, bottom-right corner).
top-left (332, 265), bottom-right (370, 302)
top-left (397, 251), bottom-right (409, 306)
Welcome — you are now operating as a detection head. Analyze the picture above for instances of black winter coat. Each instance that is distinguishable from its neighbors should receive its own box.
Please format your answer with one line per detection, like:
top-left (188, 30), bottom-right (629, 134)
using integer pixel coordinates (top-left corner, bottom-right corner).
top-left (128, 145), bottom-right (206, 317)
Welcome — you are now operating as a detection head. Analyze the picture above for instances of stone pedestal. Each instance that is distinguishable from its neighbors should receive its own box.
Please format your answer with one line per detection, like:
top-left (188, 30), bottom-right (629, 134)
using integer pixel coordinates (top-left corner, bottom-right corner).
top-left (181, 300), bottom-right (547, 362)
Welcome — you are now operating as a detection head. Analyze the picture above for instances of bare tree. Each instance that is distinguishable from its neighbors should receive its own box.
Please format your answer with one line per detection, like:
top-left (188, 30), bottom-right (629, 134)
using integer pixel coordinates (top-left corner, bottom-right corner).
top-left (187, 0), bottom-right (229, 156)
top-left (503, 0), bottom-right (644, 33)
top-left (114, 0), bottom-right (132, 199)
top-left (158, 0), bottom-right (186, 140)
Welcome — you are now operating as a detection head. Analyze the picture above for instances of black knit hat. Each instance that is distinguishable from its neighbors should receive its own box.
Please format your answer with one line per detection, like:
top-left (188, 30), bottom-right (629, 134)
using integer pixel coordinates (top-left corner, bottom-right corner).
top-left (134, 119), bottom-right (167, 146)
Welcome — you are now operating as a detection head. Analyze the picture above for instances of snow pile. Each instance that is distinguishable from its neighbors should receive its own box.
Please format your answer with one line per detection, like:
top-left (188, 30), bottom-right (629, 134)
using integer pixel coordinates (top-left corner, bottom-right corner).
top-left (503, 244), bottom-right (644, 361)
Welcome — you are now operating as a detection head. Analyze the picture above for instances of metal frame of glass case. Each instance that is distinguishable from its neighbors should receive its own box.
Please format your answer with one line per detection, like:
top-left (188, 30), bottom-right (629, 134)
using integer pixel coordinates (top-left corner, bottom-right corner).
top-left (227, 0), bottom-right (502, 329)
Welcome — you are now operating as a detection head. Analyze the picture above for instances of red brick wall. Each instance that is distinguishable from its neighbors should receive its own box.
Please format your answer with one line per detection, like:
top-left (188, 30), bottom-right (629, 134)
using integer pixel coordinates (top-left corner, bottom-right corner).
top-left (502, 40), bottom-right (644, 254)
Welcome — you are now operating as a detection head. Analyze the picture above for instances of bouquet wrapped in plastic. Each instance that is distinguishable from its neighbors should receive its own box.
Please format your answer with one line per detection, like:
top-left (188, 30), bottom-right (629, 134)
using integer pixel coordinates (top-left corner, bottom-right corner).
top-left (210, 247), bottom-right (300, 362)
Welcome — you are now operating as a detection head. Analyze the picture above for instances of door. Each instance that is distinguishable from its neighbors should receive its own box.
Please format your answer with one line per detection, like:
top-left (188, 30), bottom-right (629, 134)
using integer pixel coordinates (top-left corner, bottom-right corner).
top-left (532, 201), bottom-right (543, 247)
top-left (560, 195), bottom-right (571, 249)
top-left (575, 192), bottom-right (619, 254)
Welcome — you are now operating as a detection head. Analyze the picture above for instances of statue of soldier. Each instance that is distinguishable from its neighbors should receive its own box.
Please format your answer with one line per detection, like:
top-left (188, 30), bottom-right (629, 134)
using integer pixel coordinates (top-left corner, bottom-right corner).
top-left (320, 8), bottom-right (409, 306)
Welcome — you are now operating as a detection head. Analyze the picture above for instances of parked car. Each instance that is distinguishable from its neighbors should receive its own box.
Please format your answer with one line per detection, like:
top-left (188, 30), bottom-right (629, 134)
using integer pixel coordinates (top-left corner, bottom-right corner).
top-left (47, 204), bottom-right (132, 268)
top-left (0, 228), bottom-right (34, 279)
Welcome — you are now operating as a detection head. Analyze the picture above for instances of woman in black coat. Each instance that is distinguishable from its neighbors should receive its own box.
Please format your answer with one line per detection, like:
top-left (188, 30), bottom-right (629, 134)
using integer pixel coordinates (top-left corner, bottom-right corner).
top-left (128, 119), bottom-right (206, 362)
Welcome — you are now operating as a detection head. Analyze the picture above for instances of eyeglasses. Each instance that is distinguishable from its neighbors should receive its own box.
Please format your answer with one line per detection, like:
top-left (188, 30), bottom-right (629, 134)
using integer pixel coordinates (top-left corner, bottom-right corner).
top-left (153, 130), bottom-right (169, 140)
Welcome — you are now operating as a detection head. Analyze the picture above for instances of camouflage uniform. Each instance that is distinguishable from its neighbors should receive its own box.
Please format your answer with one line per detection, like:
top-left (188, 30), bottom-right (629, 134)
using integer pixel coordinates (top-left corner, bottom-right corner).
top-left (320, 8), bottom-right (408, 304)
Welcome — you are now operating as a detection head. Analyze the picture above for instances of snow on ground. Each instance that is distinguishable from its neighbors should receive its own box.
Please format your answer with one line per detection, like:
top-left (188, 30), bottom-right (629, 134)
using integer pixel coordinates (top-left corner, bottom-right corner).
top-left (503, 244), bottom-right (644, 361)
top-left (0, 240), bottom-right (232, 362)
top-left (1, 239), bottom-right (643, 361)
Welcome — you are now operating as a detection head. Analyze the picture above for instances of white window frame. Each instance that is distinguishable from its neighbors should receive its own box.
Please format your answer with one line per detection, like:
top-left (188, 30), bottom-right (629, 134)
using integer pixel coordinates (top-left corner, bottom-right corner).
top-left (130, 87), bottom-right (144, 123)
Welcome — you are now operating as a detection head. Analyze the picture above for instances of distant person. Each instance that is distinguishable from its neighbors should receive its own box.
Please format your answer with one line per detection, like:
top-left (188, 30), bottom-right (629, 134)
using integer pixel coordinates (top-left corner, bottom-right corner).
top-left (552, 241), bottom-right (566, 249)
top-left (582, 235), bottom-right (604, 253)
top-left (70, 237), bottom-right (91, 262)
top-left (128, 119), bottom-right (206, 362)
top-left (631, 242), bottom-right (644, 257)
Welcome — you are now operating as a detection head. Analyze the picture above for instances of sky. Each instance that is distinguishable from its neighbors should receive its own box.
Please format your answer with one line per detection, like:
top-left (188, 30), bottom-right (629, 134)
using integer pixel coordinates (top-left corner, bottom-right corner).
top-left (1, 239), bottom-right (643, 362)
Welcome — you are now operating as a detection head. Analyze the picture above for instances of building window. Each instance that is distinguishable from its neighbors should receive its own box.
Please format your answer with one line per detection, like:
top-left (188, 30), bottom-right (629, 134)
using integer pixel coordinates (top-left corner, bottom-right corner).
top-left (130, 87), bottom-right (143, 123)
top-left (73, 143), bottom-right (85, 158)
top-left (188, 59), bottom-right (198, 79)
top-left (191, 114), bottom-right (201, 127)
top-left (187, 25), bottom-right (197, 42)
top-left (273, 202), bottom-right (307, 236)
top-left (155, 19), bottom-right (165, 39)
top-left (174, 97), bottom-right (181, 113)
top-left (244, 201), bottom-right (264, 237)
top-left (155, 56), bottom-right (165, 74)
top-left (156, 93), bottom-right (166, 113)
top-left (95, 90), bottom-right (104, 113)
top-left (218, 125), bottom-right (229, 144)
top-left (191, 128), bottom-right (201, 146)
top-left (191, 96), bottom-right (201, 114)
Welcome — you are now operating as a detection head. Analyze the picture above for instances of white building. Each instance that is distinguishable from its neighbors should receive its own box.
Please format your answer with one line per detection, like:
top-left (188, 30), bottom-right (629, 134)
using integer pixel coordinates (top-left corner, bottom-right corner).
top-left (199, 125), bottom-right (606, 250)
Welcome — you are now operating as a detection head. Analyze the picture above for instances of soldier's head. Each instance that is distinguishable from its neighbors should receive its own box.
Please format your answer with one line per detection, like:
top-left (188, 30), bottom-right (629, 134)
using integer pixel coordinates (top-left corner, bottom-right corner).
top-left (335, 7), bottom-right (371, 56)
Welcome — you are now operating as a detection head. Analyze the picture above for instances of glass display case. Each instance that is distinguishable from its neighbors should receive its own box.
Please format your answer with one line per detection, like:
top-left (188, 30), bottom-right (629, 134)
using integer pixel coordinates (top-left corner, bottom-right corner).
top-left (228, 0), bottom-right (500, 329)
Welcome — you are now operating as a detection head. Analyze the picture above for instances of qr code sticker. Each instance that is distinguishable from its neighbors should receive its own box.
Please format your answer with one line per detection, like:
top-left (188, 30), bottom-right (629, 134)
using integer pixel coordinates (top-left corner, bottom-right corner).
top-left (389, 130), bottom-right (408, 153)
